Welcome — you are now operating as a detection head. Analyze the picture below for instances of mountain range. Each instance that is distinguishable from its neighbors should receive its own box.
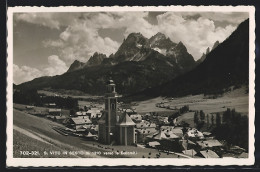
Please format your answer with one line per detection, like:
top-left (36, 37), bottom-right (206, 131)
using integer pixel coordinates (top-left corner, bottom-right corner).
top-left (16, 19), bottom-right (249, 98)
top-left (136, 19), bottom-right (249, 98)
top-left (17, 31), bottom-right (198, 95)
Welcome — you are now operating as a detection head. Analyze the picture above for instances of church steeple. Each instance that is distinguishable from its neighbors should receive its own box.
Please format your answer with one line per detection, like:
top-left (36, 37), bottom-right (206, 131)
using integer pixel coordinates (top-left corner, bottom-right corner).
top-left (106, 80), bottom-right (116, 94)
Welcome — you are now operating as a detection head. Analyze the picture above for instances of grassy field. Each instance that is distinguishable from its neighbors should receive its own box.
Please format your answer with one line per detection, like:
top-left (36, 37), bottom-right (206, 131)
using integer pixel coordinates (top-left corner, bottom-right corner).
top-left (38, 89), bottom-right (103, 100)
top-left (13, 130), bottom-right (78, 158)
top-left (13, 103), bottom-right (70, 117)
top-left (134, 87), bottom-right (248, 115)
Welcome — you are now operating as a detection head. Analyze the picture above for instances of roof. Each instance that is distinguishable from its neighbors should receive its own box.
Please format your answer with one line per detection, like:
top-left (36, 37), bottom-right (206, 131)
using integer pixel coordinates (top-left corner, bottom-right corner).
top-left (136, 128), bottom-right (157, 135)
top-left (107, 80), bottom-right (115, 85)
top-left (71, 117), bottom-right (92, 125)
top-left (187, 128), bottom-right (204, 138)
top-left (197, 140), bottom-right (222, 148)
top-left (237, 152), bottom-right (248, 158)
top-left (202, 132), bottom-right (212, 136)
top-left (200, 150), bottom-right (219, 158)
top-left (85, 132), bottom-right (96, 137)
top-left (136, 121), bottom-right (156, 128)
top-left (146, 131), bottom-right (159, 138)
top-left (87, 109), bottom-right (101, 113)
top-left (166, 132), bottom-right (180, 139)
top-left (148, 141), bottom-right (160, 147)
top-left (153, 130), bottom-right (168, 140)
top-left (76, 111), bottom-right (88, 116)
top-left (182, 149), bottom-right (197, 157)
top-left (98, 114), bottom-right (106, 124)
top-left (203, 140), bottom-right (222, 147)
top-left (49, 108), bottom-right (61, 112)
top-left (118, 113), bottom-right (135, 126)
top-left (161, 126), bottom-right (175, 131)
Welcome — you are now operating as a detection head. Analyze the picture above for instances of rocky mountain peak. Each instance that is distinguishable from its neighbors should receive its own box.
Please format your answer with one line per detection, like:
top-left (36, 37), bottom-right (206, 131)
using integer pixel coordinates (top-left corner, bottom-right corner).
top-left (67, 59), bottom-right (85, 72)
top-left (176, 41), bottom-right (187, 51)
top-left (150, 32), bottom-right (167, 41)
top-left (212, 41), bottom-right (220, 50)
top-left (86, 52), bottom-right (107, 66)
top-left (206, 47), bottom-right (210, 54)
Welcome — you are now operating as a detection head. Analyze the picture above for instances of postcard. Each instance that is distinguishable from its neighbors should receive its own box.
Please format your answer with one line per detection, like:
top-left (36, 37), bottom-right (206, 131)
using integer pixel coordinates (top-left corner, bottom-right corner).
top-left (6, 6), bottom-right (255, 167)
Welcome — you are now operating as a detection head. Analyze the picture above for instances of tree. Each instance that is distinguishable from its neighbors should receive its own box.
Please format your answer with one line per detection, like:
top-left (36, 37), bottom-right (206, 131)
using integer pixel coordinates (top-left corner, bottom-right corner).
top-left (194, 111), bottom-right (199, 126)
top-left (206, 114), bottom-right (209, 128)
top-left (212, 108), bottom-right (249, 150)
top-left (70, 109), bottom-right (75, 116)
top-left (200, 110), bottom-right (205, 121)
top-left (216, 113), bottom-right (221, 127)
top-left (223, 108), bottom-right (231, 123)
top-left (211, 114), bottom-right (215, 126)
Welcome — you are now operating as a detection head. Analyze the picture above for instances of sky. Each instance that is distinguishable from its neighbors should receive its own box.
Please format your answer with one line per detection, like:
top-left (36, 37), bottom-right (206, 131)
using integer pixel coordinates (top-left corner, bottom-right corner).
top-left (13, 11), bottom-right (249, 84)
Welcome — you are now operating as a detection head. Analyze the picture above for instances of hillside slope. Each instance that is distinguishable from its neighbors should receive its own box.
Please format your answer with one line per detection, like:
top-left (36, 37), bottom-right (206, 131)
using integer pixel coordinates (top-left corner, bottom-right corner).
top-left (140, 19), bottom-right (249, 97)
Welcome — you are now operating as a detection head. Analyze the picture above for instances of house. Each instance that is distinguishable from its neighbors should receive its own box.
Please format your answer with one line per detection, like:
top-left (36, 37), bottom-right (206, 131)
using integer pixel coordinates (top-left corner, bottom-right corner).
top-left (48, 108), bottom-right (62, 116)
top-left (30, 111), bottom-right (48, 117)
top-left (200, 150), bottom-right (219, 158)
top-left (186, 128), bottom-right (204, 139)
top-left (148, 141), bottom-right (160, 148)
top-left (26, 105), bottom-right (35, 109)
top-left (182, 149), bottom-right (197, 157)
top-left (196, 139), bottom-right (222, 149)
top-left (161, 126), bottom-right (175, 131)
top-left (171, 127), bottom-right (184, 138)
top-left (237, 152), bottom-right (248, 158)
top-left (136, 120), bottom-right (156, 129)
top-left (181, 139), bottom-right (196, 150)
top-left (75, 111), bottom-right (88, 116)
top-left (87, 108), bottom-right (102, 119)
top-left (130, 114), bottom-right (142, 123)
top-left (47, 103), bottom-right (56, 108)
top-left (152, 130), bottom-right (168, 140)
top-left (136, 128), bottom-right (157, 143)
top-left (158, 116), bottom-right (169, 124)
top-left (65, 116), bottom-right (92, 130)
top-left (164, 130), bottom-right (180, 139)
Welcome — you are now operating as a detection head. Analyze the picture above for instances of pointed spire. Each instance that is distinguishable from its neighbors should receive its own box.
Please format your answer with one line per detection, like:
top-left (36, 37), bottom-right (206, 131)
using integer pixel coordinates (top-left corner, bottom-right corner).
top-left (118, 112), bottom-right (135, 126)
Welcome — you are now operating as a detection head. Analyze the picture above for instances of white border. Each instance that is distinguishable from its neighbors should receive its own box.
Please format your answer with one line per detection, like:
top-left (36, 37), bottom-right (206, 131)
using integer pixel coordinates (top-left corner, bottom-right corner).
top-left (6, 6), bottom-right (255, 167)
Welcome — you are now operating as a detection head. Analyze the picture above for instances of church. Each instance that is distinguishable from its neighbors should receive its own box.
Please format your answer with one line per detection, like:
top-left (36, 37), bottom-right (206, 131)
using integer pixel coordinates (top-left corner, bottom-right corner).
top-left (98, 80), bottom-right (136, 146)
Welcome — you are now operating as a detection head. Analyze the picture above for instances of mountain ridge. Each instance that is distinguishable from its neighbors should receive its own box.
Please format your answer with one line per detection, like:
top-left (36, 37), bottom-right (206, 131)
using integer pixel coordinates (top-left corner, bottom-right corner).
top-left (137, 19), bottom-right (249, 98)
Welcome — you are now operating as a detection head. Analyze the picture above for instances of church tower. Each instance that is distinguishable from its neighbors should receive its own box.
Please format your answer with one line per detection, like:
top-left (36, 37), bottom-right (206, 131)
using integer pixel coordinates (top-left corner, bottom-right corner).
top-left (98, 80), bottom-right (118, 144)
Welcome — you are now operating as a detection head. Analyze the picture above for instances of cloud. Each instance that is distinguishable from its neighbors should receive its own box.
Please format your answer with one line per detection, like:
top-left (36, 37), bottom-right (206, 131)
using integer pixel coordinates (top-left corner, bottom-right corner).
top-left (111, 12), bottom-right (158, 38)
top-left (13, 64), bottom-right (43, 84)
top-left (43, 14), bottom-right (121, 63)
top-left (13, 55), bottom-right (68, 84)
top-left (43, 55), bottom-right (68, 76)
top-left (199, 12), bottom-right (249, 24)
top-left (17, 12), bottom-right (248, 64)
top-left (156, 12), bottom-right (238, 59)
top-left (42, 39), bottom-right (64, 48)
top-left (14, 13), bottom-right (82, 29)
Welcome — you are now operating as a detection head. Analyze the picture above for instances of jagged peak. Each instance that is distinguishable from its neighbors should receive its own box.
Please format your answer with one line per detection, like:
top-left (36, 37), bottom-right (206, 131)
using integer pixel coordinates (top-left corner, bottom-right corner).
top-left (92, 52), bottom-right (106, 57)
top-left (176, 41), bottom-right (186, 49)
top-left (126, 32), bottom-right (145, 39)
top-left (212, 41), bottom-right (220, 50)
top-left (153, 32), bottom-right (166, 39)
top-left (206, 47), bottom-right (210, 54)
top-left (72, 59), bottom-right (84, 64)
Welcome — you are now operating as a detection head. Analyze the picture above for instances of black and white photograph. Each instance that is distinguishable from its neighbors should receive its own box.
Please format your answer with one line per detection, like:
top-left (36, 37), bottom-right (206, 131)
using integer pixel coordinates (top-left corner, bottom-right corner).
top-left (6, 6), bottom-right (255, 166)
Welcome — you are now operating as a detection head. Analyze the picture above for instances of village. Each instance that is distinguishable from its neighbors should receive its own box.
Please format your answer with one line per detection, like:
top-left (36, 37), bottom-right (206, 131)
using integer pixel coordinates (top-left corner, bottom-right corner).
top-left (13, 79), bottom-right (249, 159)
